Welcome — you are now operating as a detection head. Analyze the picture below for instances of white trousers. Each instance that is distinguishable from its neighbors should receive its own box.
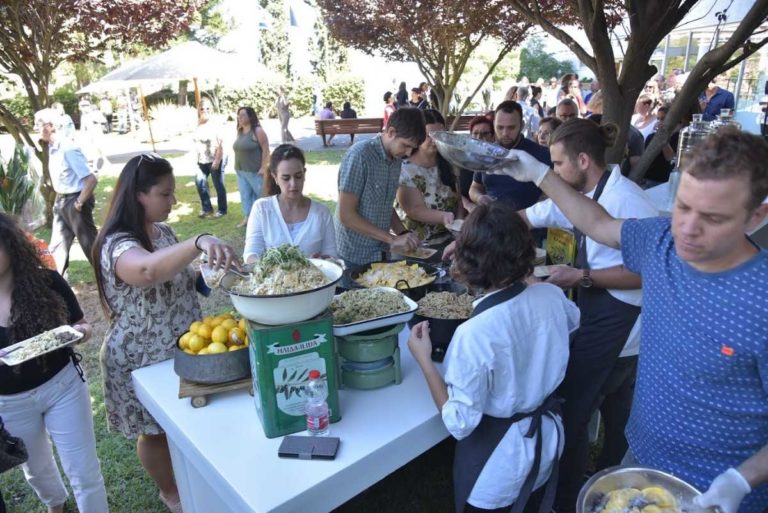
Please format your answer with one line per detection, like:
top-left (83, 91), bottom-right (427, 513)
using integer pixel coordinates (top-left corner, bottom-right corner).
top-left (0, 363), bottom-right (108, 512)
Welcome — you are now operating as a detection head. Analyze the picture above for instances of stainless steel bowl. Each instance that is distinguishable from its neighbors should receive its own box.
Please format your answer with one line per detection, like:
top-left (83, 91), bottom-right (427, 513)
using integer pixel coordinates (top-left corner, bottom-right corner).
top-left (221, 258), bottom-right (343, 325)
top-left (431, 131), bottom-right (514, 172)
top-left (577, 466), bottom-right (715, 513)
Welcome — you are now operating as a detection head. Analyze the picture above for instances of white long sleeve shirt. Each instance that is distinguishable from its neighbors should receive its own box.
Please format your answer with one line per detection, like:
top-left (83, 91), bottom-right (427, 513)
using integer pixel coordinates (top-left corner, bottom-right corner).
top-left (243, 196), bottom-right (337, 261)
top-left (442, 283), bottom-right (580, 509)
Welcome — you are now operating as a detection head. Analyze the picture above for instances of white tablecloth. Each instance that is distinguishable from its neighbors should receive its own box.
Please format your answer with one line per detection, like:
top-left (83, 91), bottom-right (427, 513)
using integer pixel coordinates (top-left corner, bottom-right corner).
top-left (133, 328), bottom-right (449, 513)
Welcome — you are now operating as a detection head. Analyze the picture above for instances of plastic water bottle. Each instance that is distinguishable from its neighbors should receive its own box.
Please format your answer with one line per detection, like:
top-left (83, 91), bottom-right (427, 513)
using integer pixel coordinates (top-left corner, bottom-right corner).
top-left (667, 164), bottom-right (681, 212)
top-left (305, 370), bottom-right (330, 436)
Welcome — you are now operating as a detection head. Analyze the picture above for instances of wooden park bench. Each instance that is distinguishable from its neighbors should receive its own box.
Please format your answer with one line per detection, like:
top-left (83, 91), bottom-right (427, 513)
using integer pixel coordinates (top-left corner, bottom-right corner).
top-left (313, 114), bottom-right (477, 147)
top-left (314, 118), bottom-right (384, 146)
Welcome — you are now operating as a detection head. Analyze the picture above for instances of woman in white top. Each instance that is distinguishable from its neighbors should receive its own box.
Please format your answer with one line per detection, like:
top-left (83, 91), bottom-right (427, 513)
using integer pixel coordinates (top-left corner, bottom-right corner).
top-left (243, 144), bottom-right (337, 262)
top-left (631, 93), bottom-right (658, 140)
top-left (409, 202), bottom-right (579, 513)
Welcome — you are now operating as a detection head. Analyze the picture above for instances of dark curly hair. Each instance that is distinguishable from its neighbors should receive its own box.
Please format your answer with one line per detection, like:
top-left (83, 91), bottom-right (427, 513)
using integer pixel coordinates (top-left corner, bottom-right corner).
top-left (452, 202), bottom-right (535, 290)
top-left (0, 213), bottom-right (68, 343)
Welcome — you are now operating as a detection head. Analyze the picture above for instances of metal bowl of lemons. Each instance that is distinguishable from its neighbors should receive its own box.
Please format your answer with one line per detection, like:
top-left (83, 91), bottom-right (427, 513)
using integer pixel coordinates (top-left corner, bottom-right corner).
top-left (577, 466), bottom-right (715, 513)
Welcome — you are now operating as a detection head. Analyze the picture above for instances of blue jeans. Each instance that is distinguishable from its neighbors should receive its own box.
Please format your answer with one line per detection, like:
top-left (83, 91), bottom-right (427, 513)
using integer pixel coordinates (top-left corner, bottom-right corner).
top-left (196, 162), bottom-right (227, 214)
top-left (236, 170), bottom-right (262, 217)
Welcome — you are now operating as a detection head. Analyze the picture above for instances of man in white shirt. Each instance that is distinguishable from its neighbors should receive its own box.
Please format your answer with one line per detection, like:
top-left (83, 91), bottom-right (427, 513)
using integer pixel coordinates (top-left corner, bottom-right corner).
top-left (516, 86), bottom-right (540, 141)
top-left (520, 119), bottom-right (657, 511)
top-left (36, 108), bottom-right (98, 275)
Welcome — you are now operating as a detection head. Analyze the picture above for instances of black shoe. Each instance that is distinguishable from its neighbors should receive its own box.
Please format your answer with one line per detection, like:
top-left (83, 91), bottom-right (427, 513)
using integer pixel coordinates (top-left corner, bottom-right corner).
top-left (198, 211), bottom-right (213, 219)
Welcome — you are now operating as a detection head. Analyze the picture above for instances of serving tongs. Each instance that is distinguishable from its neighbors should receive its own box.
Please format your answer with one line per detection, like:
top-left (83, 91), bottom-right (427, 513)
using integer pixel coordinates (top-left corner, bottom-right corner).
top-left (200, 263), bottom-right (252, 289)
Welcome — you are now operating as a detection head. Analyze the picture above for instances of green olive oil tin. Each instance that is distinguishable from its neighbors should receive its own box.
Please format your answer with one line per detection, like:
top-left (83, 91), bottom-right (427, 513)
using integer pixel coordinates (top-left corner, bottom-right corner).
top-left (247, 313), bottom-right (341, 438)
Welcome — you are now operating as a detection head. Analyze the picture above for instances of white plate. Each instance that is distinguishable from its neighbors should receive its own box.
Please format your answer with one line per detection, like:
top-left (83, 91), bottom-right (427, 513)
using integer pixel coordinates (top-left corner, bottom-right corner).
top-left (332, 288), bottom-right (418, 336)
top-left (533, 264), bottom-right (570, 278)
top-left (445, 219), bottom-right (464, 233)
top-left (0, 326), bottom-right (83, 366)
top-left (390, 247), bottom-right (438, 260)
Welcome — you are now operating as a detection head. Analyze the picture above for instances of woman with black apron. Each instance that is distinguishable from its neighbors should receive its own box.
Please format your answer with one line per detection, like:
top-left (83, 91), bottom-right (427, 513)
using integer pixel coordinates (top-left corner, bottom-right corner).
top-left (409, 202), bottom-right (580, 513)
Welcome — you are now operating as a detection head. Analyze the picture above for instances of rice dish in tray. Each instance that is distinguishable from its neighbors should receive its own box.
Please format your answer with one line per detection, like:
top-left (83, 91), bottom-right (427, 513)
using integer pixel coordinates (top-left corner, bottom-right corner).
top-left (331, 288), bottom-right (410, 324)
top-left (230, 244), bottom-right (329, 295)
top-left (417, 291), bottom-right (474, 319)
top-left (355, 260), bottom-right (435, 289)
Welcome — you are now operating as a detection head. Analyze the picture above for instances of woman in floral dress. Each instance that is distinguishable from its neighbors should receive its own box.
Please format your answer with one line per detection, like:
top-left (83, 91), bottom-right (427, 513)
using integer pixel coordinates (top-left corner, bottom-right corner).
top-left (92, 153), bottom-right (238, 513)
top-left (396, 109), bottom-right (461, 242)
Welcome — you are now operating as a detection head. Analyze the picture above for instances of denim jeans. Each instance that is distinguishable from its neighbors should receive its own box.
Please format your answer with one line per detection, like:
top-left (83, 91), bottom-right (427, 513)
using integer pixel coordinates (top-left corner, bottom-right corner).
top-left (196, 161), bottom-right (227, 214)
top-left (0, 364), bottom-right (108, 512)
top-left (236, 170), bottom-right (263, 217)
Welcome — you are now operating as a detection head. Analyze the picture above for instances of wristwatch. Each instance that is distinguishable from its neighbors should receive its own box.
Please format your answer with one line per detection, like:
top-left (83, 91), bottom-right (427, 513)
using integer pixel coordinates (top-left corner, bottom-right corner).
top-left (579, 269), bottom-right (593, 288)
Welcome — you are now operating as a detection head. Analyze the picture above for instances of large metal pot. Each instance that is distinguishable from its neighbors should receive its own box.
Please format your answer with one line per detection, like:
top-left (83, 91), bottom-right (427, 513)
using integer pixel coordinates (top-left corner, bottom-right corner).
top-left (222, 258), bottom-right (343, 325)
top-left (577, 466), bottom-right (714, 513)
top-left (408, 281), bottom-right (471, 362)
top-left (342, 259), bottom-right (441, 301)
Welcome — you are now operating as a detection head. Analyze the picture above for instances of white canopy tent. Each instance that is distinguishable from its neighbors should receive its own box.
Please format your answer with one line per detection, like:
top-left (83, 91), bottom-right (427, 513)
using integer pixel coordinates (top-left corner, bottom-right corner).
top-left (83, 42), bottom-right (272, 149)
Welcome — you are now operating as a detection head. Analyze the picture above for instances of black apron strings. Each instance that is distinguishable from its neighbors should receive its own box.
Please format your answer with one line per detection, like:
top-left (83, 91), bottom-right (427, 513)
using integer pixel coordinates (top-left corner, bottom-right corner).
top-left (573, 170), bottom-right (611, 270)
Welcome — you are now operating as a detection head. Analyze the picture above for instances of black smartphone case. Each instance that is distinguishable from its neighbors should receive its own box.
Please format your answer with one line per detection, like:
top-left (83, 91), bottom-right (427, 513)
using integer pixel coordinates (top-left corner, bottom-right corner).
top-left (278, 435), bottom-right (340, 460)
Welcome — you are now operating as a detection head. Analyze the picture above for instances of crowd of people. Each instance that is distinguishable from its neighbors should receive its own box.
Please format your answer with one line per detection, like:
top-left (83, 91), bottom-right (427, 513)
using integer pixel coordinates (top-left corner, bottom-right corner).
top-left (0, 65), bottom-right (765, 513)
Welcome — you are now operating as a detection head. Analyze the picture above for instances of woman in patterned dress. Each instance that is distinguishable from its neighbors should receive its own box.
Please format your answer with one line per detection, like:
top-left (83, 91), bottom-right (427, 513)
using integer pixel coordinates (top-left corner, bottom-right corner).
top-left (395, 109), bottom-right (461, 242)
top-left (92, 153), bottom-right (239, 513)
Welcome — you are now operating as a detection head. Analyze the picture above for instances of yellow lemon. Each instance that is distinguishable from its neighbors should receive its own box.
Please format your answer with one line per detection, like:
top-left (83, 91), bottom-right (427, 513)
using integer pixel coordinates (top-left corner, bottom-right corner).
top-left (189, 321), bottom-right (203, 335)
top-left (229, 327), bottom-right (246, 345)
top-left (211, 326), bottom-right (228, 345)
top-left (238, 318), bottom-right (247, 332)
top-left (203, 315), bottom-right (216, 327)
top-left (197, 346), bottom-right (210, 355)
top-left (179, 332), bottom-right (192, 350)
top-left (228, 344), bottom-right (245, 351)
top-left (209, 316), bottom-right (224, 328)
top-left (197, 324), bottom-right (212, 340)
top-left (221, 318), bottom-right (238, 331)
top-left (183, 348), bottom-right (196, 355)
top-left (243, 335), bottom-right (248, 346)
top-left (208, 342), bottom-right (227, 354)
top-left (188, 334), bottom-right (205, 353)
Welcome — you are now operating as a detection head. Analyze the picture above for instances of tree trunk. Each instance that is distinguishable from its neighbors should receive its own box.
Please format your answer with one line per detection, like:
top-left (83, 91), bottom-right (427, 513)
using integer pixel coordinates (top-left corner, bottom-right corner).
top-left (178, 80), bottom-right (188, 106)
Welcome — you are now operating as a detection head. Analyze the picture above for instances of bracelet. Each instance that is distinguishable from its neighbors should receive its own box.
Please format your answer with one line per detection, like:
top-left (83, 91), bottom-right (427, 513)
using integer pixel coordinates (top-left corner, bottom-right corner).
top-left (194, 233), bottom-right (212, 251)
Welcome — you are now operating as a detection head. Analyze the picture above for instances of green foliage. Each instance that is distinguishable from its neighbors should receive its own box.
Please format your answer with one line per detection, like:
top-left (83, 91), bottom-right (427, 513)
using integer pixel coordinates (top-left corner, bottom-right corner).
top-left (308, 16), bottom-right (349, 82)
top-left (52, 84), bottom-right (80, 118)
top-left (259, 0), bottom-right (290, 76)
top-left (218, 78), bottom-right (283, 120)
top-left (4, 95), bottom-right (34, 127)
top-left (0, 145), bottom-right (33, 216)
top-left (518, 36), bottom-right (575, 83)
top-left (322, 77), bottom-right (365, 113)
top-left (188, 0), bottom-right (232, 46)
top-left (289, 82), bottom-right (314, 117)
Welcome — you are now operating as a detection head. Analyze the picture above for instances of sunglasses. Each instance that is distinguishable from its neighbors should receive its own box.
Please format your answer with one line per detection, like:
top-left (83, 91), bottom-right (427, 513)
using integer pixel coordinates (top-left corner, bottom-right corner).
top-left (131, 152), bottom-right (162, 183)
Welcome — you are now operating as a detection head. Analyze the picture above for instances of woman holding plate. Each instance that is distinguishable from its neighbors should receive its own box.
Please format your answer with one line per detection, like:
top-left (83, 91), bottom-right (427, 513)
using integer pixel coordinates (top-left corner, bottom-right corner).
top-left (0, 213), bottom-right (107, 513)
top-left (395, 109), bottom-right (461, 242)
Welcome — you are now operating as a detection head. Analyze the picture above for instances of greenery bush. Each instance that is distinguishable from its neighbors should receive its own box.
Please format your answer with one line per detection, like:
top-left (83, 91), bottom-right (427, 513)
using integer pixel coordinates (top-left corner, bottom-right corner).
top-left (5, 95), bottom-right (33, 127)
top-left (52, 85), bottom-right (80, 118)
top-left (289, 81), bottom-right (314, 117)
top-left (218, 78), bottom-right (282, 120)
top-left (322, 76), bottom-right (364, 113)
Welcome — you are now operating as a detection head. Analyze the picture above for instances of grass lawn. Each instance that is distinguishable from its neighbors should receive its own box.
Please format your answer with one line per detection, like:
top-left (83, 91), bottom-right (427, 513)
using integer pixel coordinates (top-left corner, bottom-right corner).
top-left (0, 151), bottom-right (461, 513)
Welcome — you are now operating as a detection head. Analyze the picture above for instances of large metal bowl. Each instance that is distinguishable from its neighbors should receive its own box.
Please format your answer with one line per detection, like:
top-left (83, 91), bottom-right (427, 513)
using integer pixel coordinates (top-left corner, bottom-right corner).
top-left (577, 466), bottom-right (715, 513)
top-left (431, 131), bottom-right (515, 172)
top-left (221, 258), bottom-right (343, 325)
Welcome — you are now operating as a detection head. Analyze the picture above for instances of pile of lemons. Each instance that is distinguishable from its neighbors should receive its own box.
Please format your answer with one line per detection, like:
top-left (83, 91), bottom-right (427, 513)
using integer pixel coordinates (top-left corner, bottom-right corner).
top-left (179, 313), bottom-right (249, 355)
